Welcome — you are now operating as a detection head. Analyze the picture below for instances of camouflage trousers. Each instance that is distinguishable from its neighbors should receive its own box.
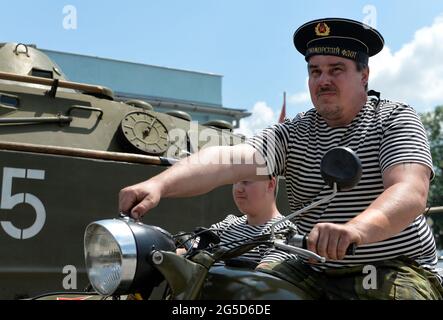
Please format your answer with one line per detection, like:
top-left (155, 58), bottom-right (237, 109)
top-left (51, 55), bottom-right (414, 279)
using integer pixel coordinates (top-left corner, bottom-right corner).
top-left (257, 256), bottom-right (443, 300)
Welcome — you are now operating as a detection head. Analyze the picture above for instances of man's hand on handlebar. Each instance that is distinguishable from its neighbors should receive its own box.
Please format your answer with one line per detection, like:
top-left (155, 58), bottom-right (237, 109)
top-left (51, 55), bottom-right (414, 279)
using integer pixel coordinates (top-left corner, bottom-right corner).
top-left (307, 223), bottom-right (362, 261)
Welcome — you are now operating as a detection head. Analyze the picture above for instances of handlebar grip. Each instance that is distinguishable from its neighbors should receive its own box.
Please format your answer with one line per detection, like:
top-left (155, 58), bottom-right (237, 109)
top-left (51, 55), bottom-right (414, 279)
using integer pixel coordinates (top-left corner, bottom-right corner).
top-left (303, 236), bottom-right (356, 256)
top-left (346, 243), bottom-right (356, 256)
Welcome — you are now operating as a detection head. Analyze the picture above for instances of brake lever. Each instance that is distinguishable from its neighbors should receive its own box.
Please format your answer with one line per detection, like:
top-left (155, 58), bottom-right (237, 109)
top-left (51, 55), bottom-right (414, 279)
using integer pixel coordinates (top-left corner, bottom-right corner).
top-left (218, 240), bottom-right (272, 261)
top-left (274, 239), bottom-right (326, 263)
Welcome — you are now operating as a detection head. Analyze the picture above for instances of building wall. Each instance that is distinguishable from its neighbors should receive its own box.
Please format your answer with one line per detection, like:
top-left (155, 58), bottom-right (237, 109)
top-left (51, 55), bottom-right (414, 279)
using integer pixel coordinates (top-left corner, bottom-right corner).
top-left (43, 49), bottom-right (223, 107)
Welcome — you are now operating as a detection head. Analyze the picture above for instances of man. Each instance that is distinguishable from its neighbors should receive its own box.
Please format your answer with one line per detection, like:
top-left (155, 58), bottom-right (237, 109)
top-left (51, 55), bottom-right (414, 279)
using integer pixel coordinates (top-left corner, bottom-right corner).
top-left (181, 177), bottom-right (297, 265)
top-left (119, 18), bottom-right (443, 299)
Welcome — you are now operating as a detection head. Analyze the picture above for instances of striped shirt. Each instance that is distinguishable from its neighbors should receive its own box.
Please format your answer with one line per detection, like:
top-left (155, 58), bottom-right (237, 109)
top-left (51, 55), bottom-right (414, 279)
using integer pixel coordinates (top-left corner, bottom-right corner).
top-left (210, 214), bottom-right (298, 264)
top-left (247, 97), bottom-right (438, 271)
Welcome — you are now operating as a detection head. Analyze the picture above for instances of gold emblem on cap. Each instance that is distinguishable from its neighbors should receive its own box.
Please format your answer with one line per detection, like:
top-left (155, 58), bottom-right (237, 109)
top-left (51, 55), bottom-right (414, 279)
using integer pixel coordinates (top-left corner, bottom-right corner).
top-left (315, 22), bottom-right (330, 36)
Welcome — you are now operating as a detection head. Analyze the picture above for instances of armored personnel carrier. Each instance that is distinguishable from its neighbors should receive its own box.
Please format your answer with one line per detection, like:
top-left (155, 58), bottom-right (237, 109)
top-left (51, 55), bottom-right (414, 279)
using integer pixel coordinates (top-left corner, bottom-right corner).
top-left (0, 43), bottom-right (289, 299)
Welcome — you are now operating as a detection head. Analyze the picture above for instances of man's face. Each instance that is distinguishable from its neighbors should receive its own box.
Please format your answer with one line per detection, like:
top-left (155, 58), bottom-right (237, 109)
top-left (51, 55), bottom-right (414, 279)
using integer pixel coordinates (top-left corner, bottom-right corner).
top-left (307, 55), bottom-right (369, 125)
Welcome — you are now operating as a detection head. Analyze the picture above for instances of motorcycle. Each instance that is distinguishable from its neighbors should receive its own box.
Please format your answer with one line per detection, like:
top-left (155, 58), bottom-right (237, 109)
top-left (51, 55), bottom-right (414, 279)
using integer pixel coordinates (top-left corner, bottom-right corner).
top-left (32, 146), bottom-right (362, 300)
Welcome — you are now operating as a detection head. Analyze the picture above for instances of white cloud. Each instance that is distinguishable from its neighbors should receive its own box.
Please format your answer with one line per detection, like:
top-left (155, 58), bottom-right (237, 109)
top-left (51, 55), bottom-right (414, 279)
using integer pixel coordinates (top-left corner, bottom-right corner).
top-left (235, 101), bottom-right (276, 138)
top-left (370, 15), bottom-right (443, 113)
top-left (287, 77), bottom-right (311, 115)
top-left (288, 90), bottom-right (310, 105)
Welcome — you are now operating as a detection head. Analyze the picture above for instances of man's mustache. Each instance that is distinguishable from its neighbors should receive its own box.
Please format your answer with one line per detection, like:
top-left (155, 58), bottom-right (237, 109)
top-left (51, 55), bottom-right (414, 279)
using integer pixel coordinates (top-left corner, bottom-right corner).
top-left (317, 87), bottom-right (337, 96)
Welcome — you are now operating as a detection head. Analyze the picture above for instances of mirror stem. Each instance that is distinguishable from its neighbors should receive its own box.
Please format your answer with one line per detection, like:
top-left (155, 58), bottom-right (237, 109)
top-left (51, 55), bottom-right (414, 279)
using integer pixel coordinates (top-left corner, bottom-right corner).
top-left (270, 183), bottom-right (337, 240)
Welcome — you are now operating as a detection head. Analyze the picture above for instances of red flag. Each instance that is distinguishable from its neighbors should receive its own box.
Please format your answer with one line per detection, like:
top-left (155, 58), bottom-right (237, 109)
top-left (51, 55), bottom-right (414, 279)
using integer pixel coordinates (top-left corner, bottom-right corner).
top-left (278, 92), bottom-right (286, 123)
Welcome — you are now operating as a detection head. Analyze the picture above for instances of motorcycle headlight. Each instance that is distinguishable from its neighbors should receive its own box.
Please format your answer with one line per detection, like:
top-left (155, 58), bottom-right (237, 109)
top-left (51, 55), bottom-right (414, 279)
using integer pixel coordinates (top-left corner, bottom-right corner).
top-left (84, 218), bottom-right (175, 296)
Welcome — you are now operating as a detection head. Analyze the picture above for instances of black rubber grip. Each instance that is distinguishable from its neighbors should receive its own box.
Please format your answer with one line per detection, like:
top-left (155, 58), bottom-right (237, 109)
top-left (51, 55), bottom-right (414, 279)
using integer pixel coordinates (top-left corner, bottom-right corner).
top-left (303, 236), bottom-right (356, 256)
top-left (346, 243), bottom-right (356, 255)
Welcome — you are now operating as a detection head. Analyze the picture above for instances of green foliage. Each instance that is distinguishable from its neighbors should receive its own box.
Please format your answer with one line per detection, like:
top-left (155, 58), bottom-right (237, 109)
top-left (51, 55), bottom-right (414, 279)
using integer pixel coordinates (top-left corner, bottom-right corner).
top-left (420, 106), bottom-right (443, 206)
top-left (420, 106), bottom-right (443, 249)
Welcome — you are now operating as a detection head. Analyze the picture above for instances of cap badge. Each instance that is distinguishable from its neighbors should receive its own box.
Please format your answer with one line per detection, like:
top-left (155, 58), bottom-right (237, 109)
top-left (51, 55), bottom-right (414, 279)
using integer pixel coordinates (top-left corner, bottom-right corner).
top-left (315, 22), bottom-right (330, 36)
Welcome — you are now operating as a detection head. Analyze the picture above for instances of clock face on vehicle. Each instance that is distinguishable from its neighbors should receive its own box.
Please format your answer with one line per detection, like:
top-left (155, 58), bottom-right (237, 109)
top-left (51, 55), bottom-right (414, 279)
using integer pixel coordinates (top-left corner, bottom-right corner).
top-left (120, 111), bottom-right (169, 155)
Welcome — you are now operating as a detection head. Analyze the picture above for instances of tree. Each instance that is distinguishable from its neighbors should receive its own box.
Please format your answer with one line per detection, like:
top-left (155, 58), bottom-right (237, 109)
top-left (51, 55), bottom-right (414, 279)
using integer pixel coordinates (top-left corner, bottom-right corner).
top-left (420, 106), bottom-right (443, 249)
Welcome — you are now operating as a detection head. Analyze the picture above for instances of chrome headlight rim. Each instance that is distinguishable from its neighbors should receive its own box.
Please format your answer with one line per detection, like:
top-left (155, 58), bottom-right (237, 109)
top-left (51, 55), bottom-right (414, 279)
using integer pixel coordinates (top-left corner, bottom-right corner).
top-left (84, 219), bottom-right (137, 295)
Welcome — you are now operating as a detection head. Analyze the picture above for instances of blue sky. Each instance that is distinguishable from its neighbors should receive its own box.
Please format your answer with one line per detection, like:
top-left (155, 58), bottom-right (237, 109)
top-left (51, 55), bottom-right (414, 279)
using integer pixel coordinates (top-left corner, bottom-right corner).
top-left (2, 1), bottom-right (443, 135)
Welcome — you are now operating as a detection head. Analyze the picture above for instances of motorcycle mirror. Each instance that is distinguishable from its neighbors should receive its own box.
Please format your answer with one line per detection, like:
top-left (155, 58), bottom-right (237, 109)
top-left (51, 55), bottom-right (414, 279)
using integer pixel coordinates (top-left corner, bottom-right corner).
top-left (320, 147), bottom-right (362, 191)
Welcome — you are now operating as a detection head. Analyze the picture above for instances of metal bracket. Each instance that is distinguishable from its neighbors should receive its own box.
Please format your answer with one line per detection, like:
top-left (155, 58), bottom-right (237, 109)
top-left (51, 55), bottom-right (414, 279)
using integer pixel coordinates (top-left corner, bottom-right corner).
top-left (14, 43), bottom-right (30, 57)
top-left (46, 79), bottom-right (59, 98)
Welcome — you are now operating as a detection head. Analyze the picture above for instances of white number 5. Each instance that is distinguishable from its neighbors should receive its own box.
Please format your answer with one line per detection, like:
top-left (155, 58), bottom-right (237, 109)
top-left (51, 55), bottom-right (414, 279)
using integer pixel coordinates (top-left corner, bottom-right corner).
top-left (1, 167), bottom-right (46, 239)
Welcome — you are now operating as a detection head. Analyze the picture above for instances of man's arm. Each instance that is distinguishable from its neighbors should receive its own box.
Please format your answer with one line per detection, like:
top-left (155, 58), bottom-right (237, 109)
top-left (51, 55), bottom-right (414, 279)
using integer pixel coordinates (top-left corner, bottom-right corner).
top-left (119, 144), bottom-right (267, 219)
top-left (307, 162), bottom-right (431, 260)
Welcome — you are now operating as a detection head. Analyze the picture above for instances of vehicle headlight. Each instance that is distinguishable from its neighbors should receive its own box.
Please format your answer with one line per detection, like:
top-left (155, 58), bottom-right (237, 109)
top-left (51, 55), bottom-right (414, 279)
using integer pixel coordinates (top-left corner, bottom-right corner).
top-left (84, 218), bottom-right (175, 296)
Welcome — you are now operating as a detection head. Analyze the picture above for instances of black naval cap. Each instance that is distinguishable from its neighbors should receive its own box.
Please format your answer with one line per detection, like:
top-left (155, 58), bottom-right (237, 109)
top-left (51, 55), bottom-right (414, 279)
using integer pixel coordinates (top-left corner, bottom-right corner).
top-left (293, 18), bottom-right (384, 64)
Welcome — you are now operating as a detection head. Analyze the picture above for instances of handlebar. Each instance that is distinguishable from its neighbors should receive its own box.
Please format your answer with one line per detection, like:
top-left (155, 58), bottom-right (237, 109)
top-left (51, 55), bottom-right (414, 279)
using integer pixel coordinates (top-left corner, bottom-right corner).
top-left (191, 229), bottom-right (357, 264)
top-left (280, 234), bottom-right (356, 262)
top-left (291, 234), bottom-right (356, 256)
